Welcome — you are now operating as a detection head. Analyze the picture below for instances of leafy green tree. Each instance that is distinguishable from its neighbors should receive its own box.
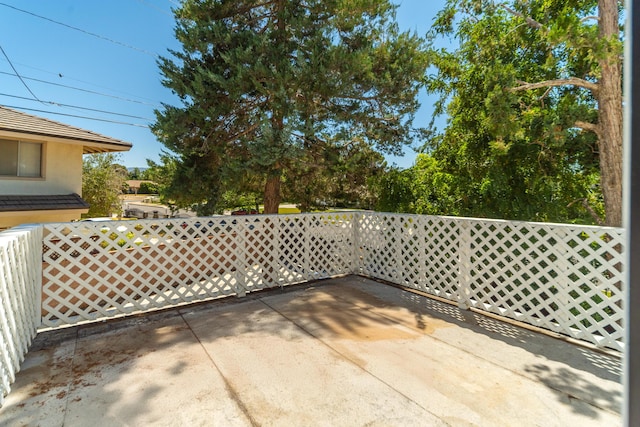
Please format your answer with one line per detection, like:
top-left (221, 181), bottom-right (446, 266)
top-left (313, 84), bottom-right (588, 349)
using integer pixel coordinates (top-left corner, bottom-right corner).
top-left (153, 0), bottom-right (428, 214)
top-left (326, 139), bottom-right (386, 209)
top-left (144, 152), bottom-right (198, 214)
top-left (82, 153), bottom-right (127, 218)
top-left (219, 189), bottom-right (261, 212)
top-left (410, 154), bottom-right (459, 215)
top-left (138, 182), bottom-right (159, 194)
top-left (424, 0), bottom-right (621, 225)
top-left (370, 166), bottom-right (415, 213)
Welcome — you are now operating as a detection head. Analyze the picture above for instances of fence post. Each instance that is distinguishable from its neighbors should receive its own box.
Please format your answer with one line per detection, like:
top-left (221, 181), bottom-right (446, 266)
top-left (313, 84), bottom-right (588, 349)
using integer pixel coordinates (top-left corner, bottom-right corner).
top-left (556, 227), bottom-right (572, 329)
top-left (274, 215), bottom-right (282, 287)
top-left (351, 213), bottom-right (360, 275)
top-left (303, 216), bottom-right (311, 280)
top-left (235, 218), bottom-right (247, 298)
top-left (32, 225), bottom-right (43, 328)
top-left (457, 220), bottom-right (472, 310)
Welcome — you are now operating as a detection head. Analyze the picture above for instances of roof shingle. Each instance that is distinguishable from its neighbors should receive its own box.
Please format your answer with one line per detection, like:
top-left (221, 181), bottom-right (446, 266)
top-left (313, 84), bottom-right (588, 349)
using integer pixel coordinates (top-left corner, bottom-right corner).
top-left (0, 106), bottom-right (132, 153)
top-left (0, 194), bottom-right (90, 212)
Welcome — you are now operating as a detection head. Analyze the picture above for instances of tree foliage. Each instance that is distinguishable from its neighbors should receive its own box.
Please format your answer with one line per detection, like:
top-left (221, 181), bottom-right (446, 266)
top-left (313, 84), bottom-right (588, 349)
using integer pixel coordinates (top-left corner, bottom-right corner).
top-left (144, 152), bottom-right (205, 215)
top-left (153, 0), bottom-right (428, 214)
top-left (82, 153), bottom-right (127, 218)
top-left (138, 182), bottom-right (159, 194)
top-left (419, 0), bottom-right (621, 224)
top-left (282, 138), bottom-right (385, 211)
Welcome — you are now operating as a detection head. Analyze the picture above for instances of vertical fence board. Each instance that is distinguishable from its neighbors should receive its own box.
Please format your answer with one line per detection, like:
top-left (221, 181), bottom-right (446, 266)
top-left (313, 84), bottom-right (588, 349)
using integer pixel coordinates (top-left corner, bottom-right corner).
top-left (0, 225), bottom-right (42, 407)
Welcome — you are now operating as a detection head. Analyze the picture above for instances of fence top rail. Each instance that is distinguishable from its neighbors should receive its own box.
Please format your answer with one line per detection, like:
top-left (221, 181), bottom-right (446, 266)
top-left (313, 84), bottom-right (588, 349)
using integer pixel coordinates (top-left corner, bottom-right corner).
top-left (0, 224), bottom-right (42, 244)
top-left (39, 211), bottom-right (623, 233)
top-left (44, 211), bottom-right (356, 224)
top-left (362, 211), bottom-right (623, 233)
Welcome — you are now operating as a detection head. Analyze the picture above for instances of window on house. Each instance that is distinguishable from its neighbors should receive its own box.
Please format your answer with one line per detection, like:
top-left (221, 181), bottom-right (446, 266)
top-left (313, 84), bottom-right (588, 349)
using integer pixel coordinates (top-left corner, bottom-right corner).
top-left (0, 139), bottom-right (42, 177)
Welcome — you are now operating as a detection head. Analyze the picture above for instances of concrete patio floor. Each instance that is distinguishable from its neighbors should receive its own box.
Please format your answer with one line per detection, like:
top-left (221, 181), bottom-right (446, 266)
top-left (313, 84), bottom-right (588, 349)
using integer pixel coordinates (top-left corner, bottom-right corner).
top-left (0, 276), bottom-right (622, 426)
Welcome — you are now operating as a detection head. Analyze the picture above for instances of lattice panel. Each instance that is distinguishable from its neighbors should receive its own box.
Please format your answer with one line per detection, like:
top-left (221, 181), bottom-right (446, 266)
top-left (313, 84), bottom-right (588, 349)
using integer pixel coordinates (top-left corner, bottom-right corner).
top-left (356, 214), bottom-right (624, 351)
top-left (279, 216), bottom-right (308, 283)
top-left (275, 213), bottom-right (354, 284)
top-left (463, 220), bottom-right (624, 351)
top-left (306, 213), bottom-right (354, 279)
top-left (42, 214), bottom-right (354, 327)
top-left (0, 225), bottom-right (42, 407)
top-left (243, 216), bottom-right (280, 290)
top-left (398, 215), bottom-right (461, 300)
top-left (355, 213), bottom-right (404, 283)
top-left (43, 218), bottom-right (251, 326)
top-left (356, 213), bottom-right (461, 301)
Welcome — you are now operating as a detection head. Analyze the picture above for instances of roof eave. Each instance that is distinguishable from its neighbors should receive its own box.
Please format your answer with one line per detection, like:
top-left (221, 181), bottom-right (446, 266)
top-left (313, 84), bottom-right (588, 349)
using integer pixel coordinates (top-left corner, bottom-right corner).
top-left (0, 129), bottom-right (132, 153)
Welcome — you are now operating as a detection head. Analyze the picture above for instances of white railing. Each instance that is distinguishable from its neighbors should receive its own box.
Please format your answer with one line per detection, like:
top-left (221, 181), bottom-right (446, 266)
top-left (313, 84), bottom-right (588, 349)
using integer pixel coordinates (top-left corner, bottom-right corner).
top-left (354, 213), bottom-right (624, 351)
top-left (40, 212), bottom-right (624, 352)
top-left (0, 225), bottom-right (42, 406)
top-left (41, 214), bottom-right (353, 327)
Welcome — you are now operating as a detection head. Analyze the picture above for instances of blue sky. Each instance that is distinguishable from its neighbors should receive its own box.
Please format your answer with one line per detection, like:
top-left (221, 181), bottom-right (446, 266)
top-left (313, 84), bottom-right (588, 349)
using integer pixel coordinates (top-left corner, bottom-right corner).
top-left (0, 0), bottom-right (448, 169)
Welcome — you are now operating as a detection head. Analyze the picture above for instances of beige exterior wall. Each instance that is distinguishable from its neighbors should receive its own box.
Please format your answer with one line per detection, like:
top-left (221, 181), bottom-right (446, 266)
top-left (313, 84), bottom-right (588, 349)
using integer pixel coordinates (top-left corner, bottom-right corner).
top-left (0, 140), bottom-right (83, 195)
top-left (0, 138), bottom-right (85, 229)
top-left (0, 114), bottom-right (131, 229)
top-left (0, 209), bottom-right (88, 230)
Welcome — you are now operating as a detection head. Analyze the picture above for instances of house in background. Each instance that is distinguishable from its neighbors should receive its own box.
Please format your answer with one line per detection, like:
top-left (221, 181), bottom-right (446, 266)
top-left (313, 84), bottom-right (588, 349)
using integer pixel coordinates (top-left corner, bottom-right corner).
top-left (0, 106), bottom-right (132, 229)
top-left (125, 179), bottom-right (156, 195)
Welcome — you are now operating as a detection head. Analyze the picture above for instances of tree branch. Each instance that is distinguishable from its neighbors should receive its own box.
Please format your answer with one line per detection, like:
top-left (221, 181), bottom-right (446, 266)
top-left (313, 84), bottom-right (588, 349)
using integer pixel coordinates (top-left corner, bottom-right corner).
top-left (500, 4), bottom-right (545, 31)
top-left (567, 198), bottom-right (604, 225)
top-left (580, 15), bottom-right (599, 23)
top-left (574, 120), bottom-right (600, 135)
top-left (510, 77), bottom-right (599, 95)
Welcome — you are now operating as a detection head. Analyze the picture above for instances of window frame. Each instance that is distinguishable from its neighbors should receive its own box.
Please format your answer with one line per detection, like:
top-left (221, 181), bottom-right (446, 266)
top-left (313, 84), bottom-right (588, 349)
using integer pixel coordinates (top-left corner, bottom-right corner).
top-left (0, 139), bottom-right (45, 179)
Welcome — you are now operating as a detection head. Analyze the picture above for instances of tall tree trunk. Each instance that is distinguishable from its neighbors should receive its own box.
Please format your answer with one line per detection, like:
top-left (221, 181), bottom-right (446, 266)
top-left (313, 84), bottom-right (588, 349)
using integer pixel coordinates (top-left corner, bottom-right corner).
top-left (597, 0), bottom-right (623, 227)
top-left (261, 0), bottom-right (286, 216)
top-left (263, 171), bottom-right (281, 214)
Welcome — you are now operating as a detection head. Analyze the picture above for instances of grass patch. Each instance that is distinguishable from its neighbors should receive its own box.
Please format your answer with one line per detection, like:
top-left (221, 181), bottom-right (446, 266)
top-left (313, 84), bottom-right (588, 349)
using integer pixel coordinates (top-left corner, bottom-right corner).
top-left (278, 206), bottom-right (301, 214)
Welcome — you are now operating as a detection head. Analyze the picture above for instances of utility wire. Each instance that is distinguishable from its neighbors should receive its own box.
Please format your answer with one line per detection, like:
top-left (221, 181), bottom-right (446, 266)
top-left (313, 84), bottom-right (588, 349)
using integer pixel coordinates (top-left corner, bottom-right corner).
top-left (0, 92), bottom-right (153, 121)
top-left (0, 104), bottom-right (149, 128)
top-left (0, 44), bottom-right (43, 103)
top-left (0, 2), bottom-right (158, 57)
top-left (0, 70), bottom-right (161, 107)
top-left (0, 57), bottom-right (163, 104)
top-left (137, 0), bottom-right (174, 18)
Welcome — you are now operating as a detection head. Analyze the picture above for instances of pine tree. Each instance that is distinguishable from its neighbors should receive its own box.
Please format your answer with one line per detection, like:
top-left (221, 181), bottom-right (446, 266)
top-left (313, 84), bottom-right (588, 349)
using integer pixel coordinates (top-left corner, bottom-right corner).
top-left (152, 0), bottom-right (428, 214)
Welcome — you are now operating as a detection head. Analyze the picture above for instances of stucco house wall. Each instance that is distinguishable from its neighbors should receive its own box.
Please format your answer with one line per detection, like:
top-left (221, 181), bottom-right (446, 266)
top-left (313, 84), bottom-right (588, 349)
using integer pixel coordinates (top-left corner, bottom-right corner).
top-left (0, 140), bottom-right (83, 195)
top-left (0, 210), bottom-right (86, 229)
top-left (0, 106), bottom-right (131, 229)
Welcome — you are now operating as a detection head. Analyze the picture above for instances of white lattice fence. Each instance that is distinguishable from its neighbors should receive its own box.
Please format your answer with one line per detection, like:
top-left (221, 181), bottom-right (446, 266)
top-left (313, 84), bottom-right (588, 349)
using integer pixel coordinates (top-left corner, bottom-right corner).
top-left (0, 225), bottom-right (42, 407)
top-left (355, 214), bottom-right (462, 300)
top-left (463, 220), bottom-right (624, 350)
top-left (42, 213), bottom-right (354, 327)
top-left (279, 214), bottom-right (354, 283)
top-left (355, 213), bottom-right (624, 351)
top-left (39, 211), bottom-right (626, 349)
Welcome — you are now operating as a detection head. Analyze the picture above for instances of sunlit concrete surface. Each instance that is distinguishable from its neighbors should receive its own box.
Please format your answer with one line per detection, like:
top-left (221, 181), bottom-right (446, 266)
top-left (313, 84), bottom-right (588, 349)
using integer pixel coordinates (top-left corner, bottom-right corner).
top-left (0, 276), bottom-right (622, 426)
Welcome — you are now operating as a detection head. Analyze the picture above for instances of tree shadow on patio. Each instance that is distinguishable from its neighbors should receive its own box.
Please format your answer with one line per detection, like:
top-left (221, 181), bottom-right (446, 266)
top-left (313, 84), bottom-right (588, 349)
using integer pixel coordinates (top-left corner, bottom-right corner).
top-left (380, 280), bottom-right (622, 417)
